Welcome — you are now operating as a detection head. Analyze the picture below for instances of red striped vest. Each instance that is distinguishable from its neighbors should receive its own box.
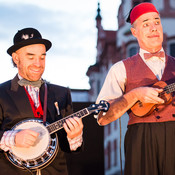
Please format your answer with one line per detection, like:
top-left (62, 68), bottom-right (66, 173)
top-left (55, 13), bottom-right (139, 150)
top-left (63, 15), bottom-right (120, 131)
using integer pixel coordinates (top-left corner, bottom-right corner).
top-left (24, 87), bottom-right (43, 119)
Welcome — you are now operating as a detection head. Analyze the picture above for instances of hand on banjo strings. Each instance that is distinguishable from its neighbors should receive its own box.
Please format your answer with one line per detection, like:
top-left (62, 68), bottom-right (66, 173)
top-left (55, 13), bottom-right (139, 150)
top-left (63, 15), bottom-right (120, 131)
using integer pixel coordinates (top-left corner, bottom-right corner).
top-left (15, 129), bottom-right (39, 148)
top-left (63, 117), bottom-right (83, 139)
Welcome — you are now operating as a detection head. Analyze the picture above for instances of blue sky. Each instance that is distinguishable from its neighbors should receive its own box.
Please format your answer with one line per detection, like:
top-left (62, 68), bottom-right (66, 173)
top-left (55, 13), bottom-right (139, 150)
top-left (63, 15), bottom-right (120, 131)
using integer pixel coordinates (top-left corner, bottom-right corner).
top-left (0, 0), bottom-right (121, 89)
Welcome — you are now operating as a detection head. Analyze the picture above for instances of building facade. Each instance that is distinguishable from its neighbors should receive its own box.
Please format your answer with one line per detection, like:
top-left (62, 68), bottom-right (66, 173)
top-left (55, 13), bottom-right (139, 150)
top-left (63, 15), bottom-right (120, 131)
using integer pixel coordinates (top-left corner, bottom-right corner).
top-left (71, 89), bottom-right (89, 102)
top-left (87, 0), bottom-right (175, 174)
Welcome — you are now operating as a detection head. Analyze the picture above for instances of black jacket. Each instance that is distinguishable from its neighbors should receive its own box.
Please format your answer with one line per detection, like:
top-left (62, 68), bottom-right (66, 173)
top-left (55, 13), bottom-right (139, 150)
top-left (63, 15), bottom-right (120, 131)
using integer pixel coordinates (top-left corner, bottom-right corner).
top-left (0, 75), bottom-right (80, 175)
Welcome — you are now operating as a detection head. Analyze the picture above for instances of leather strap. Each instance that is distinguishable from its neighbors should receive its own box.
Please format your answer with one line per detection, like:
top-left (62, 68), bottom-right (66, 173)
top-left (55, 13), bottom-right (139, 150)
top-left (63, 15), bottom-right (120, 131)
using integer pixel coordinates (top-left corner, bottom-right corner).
top-left (43, 82), bottom-right (48, 125)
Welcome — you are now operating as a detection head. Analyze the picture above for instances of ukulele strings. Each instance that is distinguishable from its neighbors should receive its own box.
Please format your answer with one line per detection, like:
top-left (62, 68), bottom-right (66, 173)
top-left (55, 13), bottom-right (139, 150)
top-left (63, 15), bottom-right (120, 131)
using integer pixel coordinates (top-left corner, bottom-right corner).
top-left (158, 83), bottom-right (175, 98)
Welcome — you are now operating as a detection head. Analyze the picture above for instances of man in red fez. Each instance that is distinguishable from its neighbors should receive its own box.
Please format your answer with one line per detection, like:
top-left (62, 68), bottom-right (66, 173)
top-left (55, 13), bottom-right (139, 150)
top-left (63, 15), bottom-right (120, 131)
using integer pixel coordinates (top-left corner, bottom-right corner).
top-left (96, 2), bottom-right (175, 175)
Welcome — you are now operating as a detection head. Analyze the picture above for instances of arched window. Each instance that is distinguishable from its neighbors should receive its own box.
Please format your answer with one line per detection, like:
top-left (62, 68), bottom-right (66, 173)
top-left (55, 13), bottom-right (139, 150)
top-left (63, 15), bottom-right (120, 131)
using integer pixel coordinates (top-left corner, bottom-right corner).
top-left (105, 141), bottom-right (111, 170)
top-left (129, 47), bottom-right (137, 56)
top-left (113, 139), bottom-right (118, 166)
top-left (167, 39), bottom-right (175, 57)
top-left (133, 1), bottom-right (140, 7)
top-left (133, 0), bottom-right (151, 7)
top-left (143, 0), bottom-right (151, 2)
top-left (170, 43), bottom-right (175, 57)
top-left (170, 0), bottom-right (175, 9)
top-left (127, 43), bottom-right (138, 57)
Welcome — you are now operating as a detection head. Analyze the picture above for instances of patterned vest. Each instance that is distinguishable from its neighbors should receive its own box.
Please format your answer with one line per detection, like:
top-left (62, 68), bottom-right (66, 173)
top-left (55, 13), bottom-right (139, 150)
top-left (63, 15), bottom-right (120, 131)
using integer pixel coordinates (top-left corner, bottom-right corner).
top-left (24, 87), bottom-right (43, 119)
top-left (123, 54), bottom-right (175, 125)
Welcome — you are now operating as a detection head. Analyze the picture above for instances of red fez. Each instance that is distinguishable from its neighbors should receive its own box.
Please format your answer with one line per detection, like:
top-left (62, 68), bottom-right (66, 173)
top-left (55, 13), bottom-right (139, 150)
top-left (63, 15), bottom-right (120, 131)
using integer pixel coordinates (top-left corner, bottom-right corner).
top-left (130, 3), bottom-right (159, 24)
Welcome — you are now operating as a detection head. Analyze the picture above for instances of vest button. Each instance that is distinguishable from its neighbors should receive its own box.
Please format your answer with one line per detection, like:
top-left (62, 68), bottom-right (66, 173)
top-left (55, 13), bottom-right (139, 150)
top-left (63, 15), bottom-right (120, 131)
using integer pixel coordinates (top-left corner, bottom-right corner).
top-left (156, 116), bottom-right (160, 119)
top-left (155, 108), bottom-right (159, 111)
top-left (172, 102), bottom-right (175, 106)
top-left (172, 114), bottom-right (175, 117)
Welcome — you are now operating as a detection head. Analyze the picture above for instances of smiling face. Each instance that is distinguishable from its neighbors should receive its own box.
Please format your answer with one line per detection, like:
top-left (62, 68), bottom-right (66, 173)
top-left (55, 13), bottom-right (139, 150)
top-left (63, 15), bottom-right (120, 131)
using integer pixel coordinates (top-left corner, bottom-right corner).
top-left (12, 44), bottom-right (46, 81)
top-left (131, 12), bottom-right (163, 53)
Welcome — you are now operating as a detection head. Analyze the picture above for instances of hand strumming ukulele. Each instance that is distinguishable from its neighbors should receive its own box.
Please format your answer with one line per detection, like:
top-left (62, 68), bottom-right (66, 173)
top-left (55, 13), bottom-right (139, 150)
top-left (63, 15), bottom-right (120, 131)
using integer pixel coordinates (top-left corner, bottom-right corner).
top-left (131, 81), bottom-right (174, 117)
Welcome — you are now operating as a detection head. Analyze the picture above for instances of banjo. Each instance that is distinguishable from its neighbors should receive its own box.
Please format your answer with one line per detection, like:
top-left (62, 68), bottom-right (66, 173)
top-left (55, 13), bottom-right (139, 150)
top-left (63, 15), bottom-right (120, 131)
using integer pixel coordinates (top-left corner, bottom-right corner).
top-left (5, 100), bottom-right (109, 172)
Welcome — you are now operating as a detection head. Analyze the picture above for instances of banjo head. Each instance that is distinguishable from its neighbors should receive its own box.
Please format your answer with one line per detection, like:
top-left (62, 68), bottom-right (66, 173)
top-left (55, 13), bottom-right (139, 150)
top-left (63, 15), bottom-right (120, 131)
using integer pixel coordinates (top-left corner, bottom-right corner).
top-left (11, 119), bottom-right (50, 160)
top-left (6, 119), bottom-right (59, 170)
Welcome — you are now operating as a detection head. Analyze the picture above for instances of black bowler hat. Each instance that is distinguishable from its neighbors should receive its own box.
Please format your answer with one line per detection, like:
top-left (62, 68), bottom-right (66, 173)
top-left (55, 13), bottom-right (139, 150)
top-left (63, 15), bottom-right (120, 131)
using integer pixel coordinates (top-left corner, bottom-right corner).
top-left (7, 27), bottom-right (52, 56)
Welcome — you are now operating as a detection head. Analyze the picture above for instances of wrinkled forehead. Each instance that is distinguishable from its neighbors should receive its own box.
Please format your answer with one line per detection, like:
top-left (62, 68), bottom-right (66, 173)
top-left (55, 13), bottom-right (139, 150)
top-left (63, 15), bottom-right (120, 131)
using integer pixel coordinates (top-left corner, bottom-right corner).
top-left (135, 12), bottom-right (160, 24)
top-left (138, 12), bottom-right (160, 22)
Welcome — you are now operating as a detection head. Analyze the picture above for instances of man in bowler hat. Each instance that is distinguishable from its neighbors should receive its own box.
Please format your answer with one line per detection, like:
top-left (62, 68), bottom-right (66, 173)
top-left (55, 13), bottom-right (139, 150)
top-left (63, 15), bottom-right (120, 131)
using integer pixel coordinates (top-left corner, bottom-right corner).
top-left (0, 27), bottom-right (83, 175)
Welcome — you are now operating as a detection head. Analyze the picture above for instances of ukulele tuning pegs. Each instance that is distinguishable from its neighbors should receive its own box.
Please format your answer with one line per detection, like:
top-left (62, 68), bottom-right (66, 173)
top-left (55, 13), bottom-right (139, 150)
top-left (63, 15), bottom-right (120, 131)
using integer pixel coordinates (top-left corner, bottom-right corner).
top-left (94, 114), bottom-right (98, 119)
top-left (95, 110), bottom-right (99, 114)
top-left (100, 100), bottom-right (106, 104)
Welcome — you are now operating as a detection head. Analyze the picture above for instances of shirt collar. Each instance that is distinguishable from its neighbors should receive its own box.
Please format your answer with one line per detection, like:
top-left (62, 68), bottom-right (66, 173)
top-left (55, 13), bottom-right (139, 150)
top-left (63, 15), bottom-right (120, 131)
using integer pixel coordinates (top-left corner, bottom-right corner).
top-left (18, 74), bottom-right (22, 80)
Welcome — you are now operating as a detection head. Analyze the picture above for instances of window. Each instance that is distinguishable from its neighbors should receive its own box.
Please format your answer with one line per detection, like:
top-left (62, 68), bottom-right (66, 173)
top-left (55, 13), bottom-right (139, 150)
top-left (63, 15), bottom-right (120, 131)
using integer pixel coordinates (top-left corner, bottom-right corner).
top-left (129, 47), bottom-right (137, 57)
top-left (133, 0), bottom-right (151, 7)
top-left (104, 124), bottom-right (111, 137)
top-left (170, 43), bottom-right (175, 57)
top-left (108, 123), bottom-right (111, 135)
top-left (113, 139), bottom-right (118, 166)
top-left (114, 120), bottom-right (118, 130)
top-left (107, 141), bottom-right (111, 170)
top-left (143, 0), bottom-right (151, 2)
top-left (167, 39), bottom-right (175, 57)
top-left (133, 1), bottom-right (140, 7)
top-left (97, 80), bottom-right (101, 95)
top-left (127, 43), bottom-right (138, 57)
top-left (170, 0), bottom-right (175, 9)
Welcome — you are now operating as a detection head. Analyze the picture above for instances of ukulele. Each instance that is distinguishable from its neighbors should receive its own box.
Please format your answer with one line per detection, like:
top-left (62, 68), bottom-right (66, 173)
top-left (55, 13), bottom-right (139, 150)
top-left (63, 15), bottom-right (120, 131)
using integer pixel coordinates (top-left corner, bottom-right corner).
top-left (131, 81), bottom-right (174, 117)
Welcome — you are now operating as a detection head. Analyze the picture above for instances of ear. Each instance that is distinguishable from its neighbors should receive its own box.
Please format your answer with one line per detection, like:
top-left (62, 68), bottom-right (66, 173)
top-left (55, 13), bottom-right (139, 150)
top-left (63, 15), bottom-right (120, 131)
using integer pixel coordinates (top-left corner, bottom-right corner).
top-left (12, 52), bottom-right (19, 66)
top-left (130, 27), bottom-right (136, 37)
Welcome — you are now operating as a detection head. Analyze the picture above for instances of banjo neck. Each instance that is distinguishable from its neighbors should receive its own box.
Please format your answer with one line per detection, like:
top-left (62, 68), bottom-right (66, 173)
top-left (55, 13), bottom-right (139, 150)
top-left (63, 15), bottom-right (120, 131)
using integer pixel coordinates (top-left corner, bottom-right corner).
top-left (46, 108), bottom-right (89, 134)
top-left (46, 100), bottom-right (109, 134)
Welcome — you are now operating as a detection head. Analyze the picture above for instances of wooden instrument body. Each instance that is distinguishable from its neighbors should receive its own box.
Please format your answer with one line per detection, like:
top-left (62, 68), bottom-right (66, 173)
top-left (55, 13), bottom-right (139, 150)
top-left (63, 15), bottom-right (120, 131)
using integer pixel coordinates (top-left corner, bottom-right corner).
top-left (131, 81), bottom-right (173, 117)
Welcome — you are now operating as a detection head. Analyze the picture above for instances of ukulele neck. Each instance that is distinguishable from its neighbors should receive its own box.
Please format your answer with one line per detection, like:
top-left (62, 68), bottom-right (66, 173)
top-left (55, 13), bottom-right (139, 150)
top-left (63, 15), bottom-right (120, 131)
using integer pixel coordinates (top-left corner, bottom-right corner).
top-left (163, 83), bottom-right (175, 94)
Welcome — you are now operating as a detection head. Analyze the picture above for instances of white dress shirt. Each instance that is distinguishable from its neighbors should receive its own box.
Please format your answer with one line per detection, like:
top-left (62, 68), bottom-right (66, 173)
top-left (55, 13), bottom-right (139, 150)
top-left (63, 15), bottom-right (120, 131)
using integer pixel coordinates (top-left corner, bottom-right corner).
top-left (96, 48), bottom-right (165, 103)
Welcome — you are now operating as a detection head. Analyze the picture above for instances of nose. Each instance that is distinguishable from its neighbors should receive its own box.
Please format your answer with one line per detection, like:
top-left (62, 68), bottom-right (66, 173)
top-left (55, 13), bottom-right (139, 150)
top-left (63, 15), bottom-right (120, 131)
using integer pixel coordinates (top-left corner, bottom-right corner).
top-left (33, 57), bottom-right (41, 67)
top-left (151, 24), bottom-right (157, 32)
